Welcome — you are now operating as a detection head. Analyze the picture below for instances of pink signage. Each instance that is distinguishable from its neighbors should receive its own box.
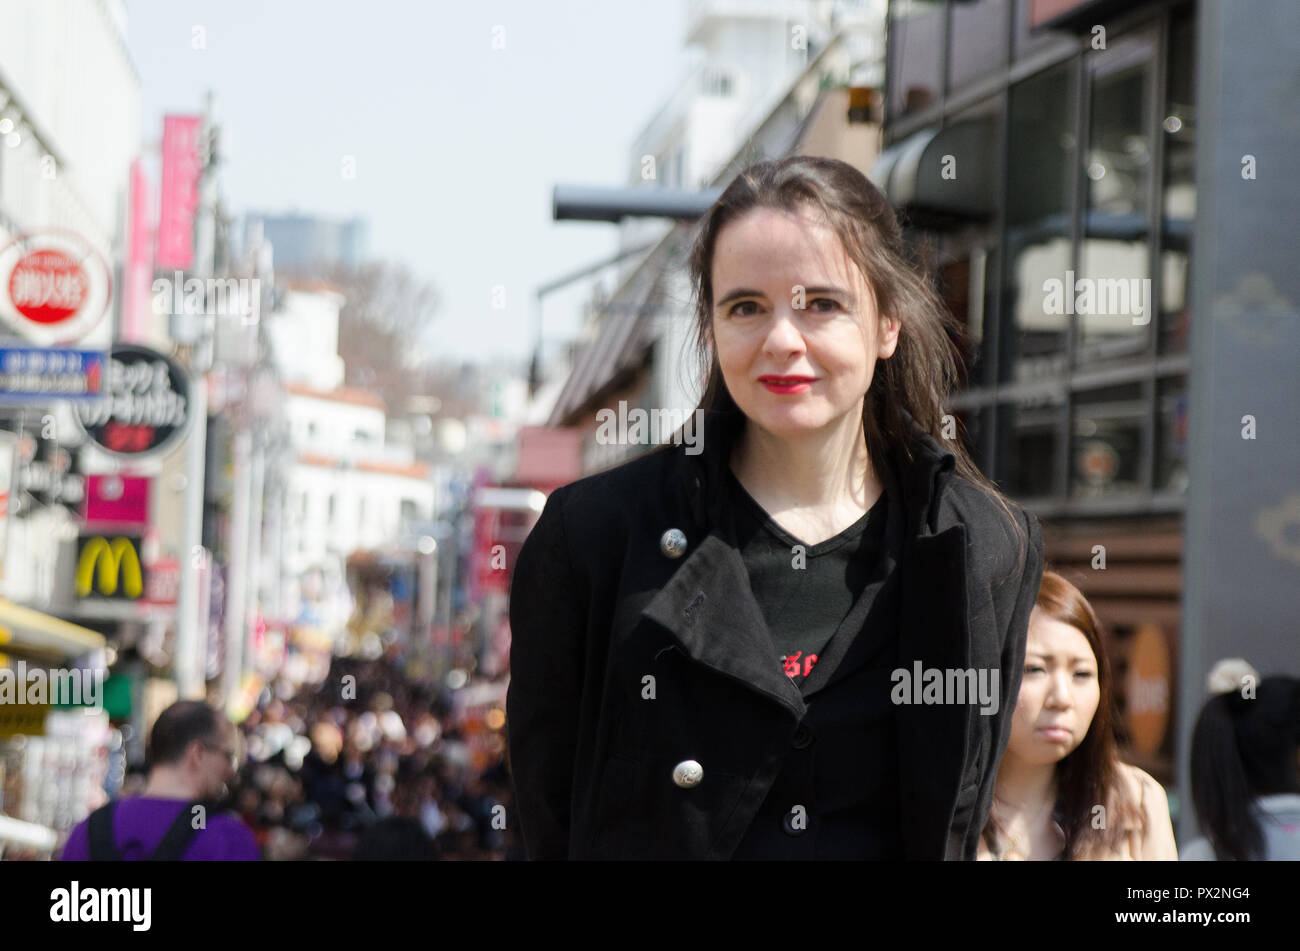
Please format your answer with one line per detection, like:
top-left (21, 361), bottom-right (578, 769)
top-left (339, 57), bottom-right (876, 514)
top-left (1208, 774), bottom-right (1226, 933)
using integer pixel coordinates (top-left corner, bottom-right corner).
top-left (157, 115), bottom-right (202, 270)
top-left (121, 158), bottom-right (154, 341)
top-left (83, 474), bottom-right (150, 527)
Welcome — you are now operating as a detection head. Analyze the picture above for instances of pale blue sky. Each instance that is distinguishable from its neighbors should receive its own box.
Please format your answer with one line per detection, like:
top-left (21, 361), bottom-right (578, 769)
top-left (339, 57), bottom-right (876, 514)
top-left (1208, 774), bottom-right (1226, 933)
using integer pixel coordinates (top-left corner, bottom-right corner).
top-left (126, 0), bottom-right (691, 365)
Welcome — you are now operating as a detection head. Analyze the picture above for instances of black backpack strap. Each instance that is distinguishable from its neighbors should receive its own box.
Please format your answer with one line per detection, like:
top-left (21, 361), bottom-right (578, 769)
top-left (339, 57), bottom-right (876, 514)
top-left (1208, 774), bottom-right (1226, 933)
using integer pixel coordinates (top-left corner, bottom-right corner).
top-left (87, 800), bottom-right (123, 861)
top-left (150, 800), bottom-right (208, 861)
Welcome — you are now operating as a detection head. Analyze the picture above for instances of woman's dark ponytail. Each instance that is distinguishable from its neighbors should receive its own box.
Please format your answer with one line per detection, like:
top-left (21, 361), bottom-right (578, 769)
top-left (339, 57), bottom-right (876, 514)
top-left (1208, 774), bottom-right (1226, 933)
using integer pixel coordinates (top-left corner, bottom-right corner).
top-left (1190, 665), bottom-right (1300, 861)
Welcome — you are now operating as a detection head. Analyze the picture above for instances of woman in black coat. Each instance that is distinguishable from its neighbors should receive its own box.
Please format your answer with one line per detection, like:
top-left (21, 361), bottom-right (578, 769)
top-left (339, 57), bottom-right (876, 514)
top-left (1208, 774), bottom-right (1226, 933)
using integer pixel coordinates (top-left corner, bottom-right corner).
top-left (506, 156), bottom-right (1045, 860)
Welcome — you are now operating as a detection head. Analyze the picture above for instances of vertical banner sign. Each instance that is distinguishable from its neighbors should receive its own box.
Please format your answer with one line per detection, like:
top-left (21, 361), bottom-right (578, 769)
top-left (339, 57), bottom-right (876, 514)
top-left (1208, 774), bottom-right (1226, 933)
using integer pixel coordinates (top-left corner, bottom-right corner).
top-left (157, 116), bottom-right (202, 270)
top-left (121, 158), bottom-right (154, 342)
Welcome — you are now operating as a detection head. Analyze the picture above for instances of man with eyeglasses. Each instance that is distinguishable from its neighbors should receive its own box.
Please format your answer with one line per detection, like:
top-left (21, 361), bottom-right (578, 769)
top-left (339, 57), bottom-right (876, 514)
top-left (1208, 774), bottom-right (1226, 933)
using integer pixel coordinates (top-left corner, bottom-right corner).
top-left (60, 700), bottom-right (261, 861)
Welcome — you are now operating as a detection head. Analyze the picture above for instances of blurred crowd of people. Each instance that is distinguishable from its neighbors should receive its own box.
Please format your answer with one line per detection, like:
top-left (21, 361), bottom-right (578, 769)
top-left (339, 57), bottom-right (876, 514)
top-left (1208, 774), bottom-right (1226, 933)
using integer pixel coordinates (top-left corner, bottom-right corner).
top-left (114, 654), bottom-right (519, 861)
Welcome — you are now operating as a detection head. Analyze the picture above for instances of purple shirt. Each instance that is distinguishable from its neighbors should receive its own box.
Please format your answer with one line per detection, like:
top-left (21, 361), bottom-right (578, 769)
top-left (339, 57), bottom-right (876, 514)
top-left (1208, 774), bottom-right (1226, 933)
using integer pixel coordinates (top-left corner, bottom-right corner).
top-left (60, 797), bottom-right (262, 861)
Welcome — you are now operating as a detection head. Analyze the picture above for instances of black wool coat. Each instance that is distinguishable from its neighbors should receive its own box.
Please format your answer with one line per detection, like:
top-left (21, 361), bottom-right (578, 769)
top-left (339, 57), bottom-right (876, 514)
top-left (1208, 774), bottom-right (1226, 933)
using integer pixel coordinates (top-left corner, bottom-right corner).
top-left (506, 408), bottom-right (1045, 860)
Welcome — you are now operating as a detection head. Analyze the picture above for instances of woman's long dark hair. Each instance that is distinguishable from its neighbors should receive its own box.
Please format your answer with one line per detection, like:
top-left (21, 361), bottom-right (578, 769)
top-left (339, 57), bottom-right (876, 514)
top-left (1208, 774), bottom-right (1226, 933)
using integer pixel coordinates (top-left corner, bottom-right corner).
top-left (681, 155), bottom-right (1024, 555)
top-left (983, 570), bottom-right (1144, 859)
top-left (1190, 675), bottom-right (1300, 861)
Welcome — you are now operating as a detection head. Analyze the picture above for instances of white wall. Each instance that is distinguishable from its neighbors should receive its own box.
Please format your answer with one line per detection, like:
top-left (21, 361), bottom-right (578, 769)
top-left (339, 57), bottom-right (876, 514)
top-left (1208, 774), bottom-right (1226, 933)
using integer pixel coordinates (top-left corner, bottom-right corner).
top-left (268, 290), bottom-right (346, 391)
top-left (0, 0), bottom-right (141, 352)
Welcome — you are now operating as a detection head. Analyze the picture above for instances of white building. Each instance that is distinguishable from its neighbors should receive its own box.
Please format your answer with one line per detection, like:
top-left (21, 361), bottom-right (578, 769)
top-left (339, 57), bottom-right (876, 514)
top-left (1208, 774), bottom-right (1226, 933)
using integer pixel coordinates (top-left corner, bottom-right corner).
top-left (266, 287), bottom-right (346, 392)
top-left (0, 0), bottom-right (140, 272)
top-left (0, 0), bottom-right (142, 609)
top-left (283, 383), bottom-right (434, 572)
top-left (264, 287), bottom-right (434, 629)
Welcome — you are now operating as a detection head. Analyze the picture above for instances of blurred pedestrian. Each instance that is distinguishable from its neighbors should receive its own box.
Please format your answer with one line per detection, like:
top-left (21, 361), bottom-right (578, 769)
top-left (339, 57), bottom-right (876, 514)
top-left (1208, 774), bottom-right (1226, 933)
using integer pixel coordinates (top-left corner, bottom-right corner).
top-left (979, 571), bottom-right (1177, 860)
top-left (1182, 661), bottom-right (1300, 861)
top-left (61, 701), bottom-right (261, 861)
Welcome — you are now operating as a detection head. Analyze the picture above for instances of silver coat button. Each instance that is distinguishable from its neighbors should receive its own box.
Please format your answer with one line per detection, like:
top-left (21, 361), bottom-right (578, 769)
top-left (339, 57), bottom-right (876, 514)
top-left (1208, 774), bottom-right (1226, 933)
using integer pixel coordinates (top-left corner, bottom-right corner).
top-left (672, 759), bottom-right (703, 788)
top-left (660, 528), bottom-right (688, 558)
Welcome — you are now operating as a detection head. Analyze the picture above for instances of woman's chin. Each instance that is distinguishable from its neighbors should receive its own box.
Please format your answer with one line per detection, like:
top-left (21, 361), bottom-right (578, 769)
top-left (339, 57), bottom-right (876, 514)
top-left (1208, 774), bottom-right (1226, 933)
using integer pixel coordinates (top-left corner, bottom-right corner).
top-left (743, 403), bottom-right (835, 436)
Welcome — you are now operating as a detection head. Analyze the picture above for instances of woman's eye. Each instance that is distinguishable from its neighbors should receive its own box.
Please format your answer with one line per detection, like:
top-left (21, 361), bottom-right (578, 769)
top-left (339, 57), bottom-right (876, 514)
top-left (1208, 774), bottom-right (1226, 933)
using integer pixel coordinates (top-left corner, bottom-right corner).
top-left (728, 300), bottom-right (759, 316)
top-left (1074, 671), bottom-right (1096, 680)
top-left (1024, 665), bottom-right (1045, 675)
top-left (809, 298), bottom-right (839, 312)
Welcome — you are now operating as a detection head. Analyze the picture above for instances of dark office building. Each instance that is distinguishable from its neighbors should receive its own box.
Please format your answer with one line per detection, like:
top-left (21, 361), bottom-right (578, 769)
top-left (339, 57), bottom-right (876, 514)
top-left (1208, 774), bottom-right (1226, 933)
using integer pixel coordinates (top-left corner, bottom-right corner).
top-left (876, 0), bottom-right (1300, 838)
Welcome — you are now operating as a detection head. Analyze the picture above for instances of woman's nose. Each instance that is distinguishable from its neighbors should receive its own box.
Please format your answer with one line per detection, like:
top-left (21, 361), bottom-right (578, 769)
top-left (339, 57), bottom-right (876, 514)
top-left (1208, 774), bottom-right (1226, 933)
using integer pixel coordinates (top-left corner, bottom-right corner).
top-left (762, 312), bottom-right (806, 357)
top-left (1044, 672), bottom-right (1074, 707)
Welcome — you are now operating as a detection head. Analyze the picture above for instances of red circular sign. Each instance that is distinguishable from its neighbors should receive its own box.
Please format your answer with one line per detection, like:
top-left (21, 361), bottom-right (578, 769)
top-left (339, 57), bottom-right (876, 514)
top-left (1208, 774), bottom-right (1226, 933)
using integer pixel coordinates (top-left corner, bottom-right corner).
top-left (0, 231), bottom-right (111, 344)
top-left (8, 249), bottom-right (89, 324)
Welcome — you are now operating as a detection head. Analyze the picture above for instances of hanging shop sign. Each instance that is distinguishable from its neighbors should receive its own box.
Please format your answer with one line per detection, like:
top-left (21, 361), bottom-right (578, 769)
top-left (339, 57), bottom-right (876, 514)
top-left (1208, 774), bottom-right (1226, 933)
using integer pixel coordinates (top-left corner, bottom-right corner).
top-left (0, 346), bottom-right (105, 401)
top-left (75, 534), bottom-right (146, 600)
top-left (83, 474), bottom-right (150, 528)
top-left (74, 344), bottom-right (191, 459)
top-left (0, 231), bottom-right (113, 345)
top-left (12, 426), bottom-right (84, 515)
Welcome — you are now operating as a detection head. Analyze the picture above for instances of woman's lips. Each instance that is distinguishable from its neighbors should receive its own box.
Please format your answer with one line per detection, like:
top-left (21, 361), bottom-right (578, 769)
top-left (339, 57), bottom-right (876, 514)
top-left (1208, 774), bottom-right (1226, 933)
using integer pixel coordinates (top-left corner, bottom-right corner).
top-left (1037, 727), bottom-right (1072, 742)
top-left (759, 376), bottom-right (814, 394)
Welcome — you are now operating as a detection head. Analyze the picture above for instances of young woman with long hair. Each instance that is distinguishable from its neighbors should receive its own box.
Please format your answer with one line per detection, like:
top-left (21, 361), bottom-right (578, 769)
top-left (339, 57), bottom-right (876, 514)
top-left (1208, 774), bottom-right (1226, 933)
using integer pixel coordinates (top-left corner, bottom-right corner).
top-left (507, 155), bottom-right (1044, 859)
top-left (979, 570), bottom-right (1177, 860)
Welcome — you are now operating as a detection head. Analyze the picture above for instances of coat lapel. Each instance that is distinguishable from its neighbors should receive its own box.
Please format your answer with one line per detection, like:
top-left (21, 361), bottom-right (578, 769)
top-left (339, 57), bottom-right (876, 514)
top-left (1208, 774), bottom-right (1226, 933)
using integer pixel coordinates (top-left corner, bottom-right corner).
top-left (642, 406), bottom-right (806, 718)
top-left (639, 531), bottom-right (806, 720)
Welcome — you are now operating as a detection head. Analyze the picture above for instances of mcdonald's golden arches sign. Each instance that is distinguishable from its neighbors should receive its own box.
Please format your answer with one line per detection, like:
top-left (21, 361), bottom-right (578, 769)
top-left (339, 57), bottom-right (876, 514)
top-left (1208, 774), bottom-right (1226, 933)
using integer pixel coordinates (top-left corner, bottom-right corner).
top-left (75, 534), bottom-right (146, 600)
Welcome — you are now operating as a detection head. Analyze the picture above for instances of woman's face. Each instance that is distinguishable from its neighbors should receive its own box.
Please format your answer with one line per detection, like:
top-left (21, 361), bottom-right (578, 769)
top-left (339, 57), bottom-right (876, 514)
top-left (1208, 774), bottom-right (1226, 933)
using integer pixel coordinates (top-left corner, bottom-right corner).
top-left (1007, 607), bottom-right (1102, 765)
top-left (710, 205), bottom-right (899, 440)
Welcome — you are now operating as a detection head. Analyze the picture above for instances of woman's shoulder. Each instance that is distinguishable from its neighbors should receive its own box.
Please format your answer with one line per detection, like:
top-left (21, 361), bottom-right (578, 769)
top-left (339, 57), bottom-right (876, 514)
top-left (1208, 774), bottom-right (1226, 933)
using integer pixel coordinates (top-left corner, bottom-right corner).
top-left (1117, 764), bottom-right (1179, 860)
top-left (1112, 763), bottom-right (1169, 816)
top-left (940, 474), bottom-right (1042, 584)
top-left (528, 446), bottom-right (686, 558)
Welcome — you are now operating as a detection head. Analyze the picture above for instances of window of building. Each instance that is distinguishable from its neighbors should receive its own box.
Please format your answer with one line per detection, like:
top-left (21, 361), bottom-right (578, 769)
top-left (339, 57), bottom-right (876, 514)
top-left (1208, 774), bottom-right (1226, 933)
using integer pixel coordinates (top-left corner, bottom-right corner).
top-left (996, 394), bottom-right (1064, 498)
top-left (702, 68), bottom-right (733, 98)
top-left (889, 0), bottom-right (946, 121)
top-left (400, 499), bottom-right (418, 523)
top-left (948, 0), bottom-right (1011, 93)
top-left (1071, 382), bottom-right (1146, 498)
top-left (328, 493), bottom-right (337, 522)
top-left (935, 96), bottom-right (1003, 389)
top-left (1001, 62), bottom-right (1075, 384)
top-left (1076, 29), bottom-right (1158, 366)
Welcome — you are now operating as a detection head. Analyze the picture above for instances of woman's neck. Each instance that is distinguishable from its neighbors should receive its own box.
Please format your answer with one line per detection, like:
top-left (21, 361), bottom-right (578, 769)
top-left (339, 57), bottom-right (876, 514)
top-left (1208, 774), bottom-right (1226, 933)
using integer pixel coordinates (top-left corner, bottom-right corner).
top-left (994, 751), bottom-right (1058, 813)
top-left (730, 405), bottom-right (876, 511)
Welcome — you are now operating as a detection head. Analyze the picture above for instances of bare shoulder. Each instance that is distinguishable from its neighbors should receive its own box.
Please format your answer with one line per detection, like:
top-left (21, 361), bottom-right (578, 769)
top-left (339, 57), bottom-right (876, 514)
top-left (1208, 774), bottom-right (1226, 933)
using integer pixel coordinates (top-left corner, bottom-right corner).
top-left (1119, 763), bottom-right (1167, 805)
top-left (1117, 764), bottom-right (1178, 860)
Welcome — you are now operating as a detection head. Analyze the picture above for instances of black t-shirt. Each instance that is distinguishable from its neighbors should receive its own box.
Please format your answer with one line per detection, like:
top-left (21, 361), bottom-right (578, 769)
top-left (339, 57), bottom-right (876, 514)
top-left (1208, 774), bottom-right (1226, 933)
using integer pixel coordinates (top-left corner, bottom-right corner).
top-left (724, 463), bottom-right (904, 859)
top-left (725, 468), bottom-right (888, 690)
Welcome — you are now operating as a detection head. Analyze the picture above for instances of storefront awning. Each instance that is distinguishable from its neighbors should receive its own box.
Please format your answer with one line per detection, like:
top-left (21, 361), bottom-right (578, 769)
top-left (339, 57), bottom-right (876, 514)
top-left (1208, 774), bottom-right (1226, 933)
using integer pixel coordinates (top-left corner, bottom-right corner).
top-left (0, 599), bottom-right (106, 660)
top-left (871, 116), bottom-right (997, 222)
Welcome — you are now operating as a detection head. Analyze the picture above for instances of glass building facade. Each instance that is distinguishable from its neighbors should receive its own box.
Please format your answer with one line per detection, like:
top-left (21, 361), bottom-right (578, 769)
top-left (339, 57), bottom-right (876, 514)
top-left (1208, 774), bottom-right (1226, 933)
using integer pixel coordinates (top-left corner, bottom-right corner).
top-left (880, 0), bottom-right (1197, 786)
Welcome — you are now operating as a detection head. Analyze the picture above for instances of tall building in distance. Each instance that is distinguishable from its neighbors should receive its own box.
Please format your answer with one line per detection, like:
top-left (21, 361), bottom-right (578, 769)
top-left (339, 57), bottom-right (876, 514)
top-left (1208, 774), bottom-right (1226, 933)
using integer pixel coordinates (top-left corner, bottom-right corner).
top-left (242, 212), bottom-right (370, 274)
